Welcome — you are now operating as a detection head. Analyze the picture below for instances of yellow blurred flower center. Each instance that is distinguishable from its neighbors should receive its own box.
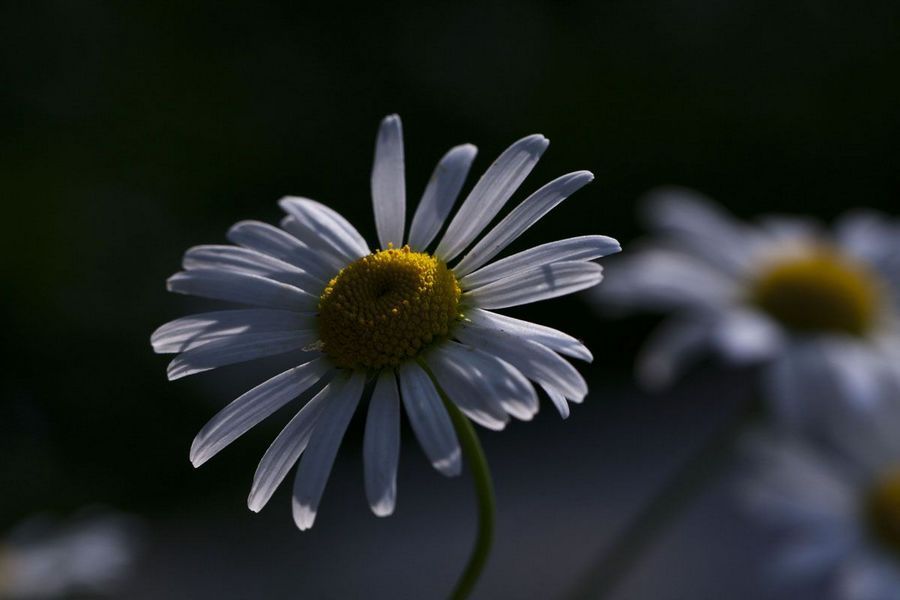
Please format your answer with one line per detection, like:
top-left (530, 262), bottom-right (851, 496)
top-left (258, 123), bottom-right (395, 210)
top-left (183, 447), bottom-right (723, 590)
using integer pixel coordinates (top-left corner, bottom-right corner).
top-left (865, 467), bottom-right (900, 557)
top-left (318, 245), bottom-right (461, 369)
top-left (751, 251), bottom-right (880, 336)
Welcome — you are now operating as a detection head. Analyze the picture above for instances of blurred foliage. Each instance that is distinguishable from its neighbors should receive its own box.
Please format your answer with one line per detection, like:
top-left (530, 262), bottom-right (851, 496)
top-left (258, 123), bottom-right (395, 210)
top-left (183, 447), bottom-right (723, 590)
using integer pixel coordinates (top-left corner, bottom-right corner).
top-left (2, 0), bottom-right (899, 525)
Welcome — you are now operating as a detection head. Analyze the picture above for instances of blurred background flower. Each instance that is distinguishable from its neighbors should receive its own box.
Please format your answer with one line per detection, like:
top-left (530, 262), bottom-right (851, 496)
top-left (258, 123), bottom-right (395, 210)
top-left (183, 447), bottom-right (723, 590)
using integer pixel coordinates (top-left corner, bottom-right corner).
top-left (593, 188), bottom-right (900, 428)
top-left (4, 1), bottom-right (900, 598)
top-left (0, 510), bottom-right (140, 599)
top-left (741, 398), bottom-right (900, 599)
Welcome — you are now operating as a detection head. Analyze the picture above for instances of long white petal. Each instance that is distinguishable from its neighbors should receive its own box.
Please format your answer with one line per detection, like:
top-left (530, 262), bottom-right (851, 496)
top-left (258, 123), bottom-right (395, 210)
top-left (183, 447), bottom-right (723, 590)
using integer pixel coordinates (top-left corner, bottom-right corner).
top-left (167, 269), bottom-right (318, 311)
top-left (278, 215), bottom-right (349, 274)
top-left (435, 134), bottom-right (548, 261)
top-left (371, 114), bottom-right (406, 249)
top-left (407, 144), bottom-right (477, 251)
top-left (292, 371), bottom-right (366, 530)
top-left (226, 220), bottom-right (336, 281)
top-left (247, 375), bottom-right (343, 512)
top-left (278, 197), bottom-right (370, 262)
top-left (465, 261), bottom-right (603, 310)
top-left (452, 171), bottom-right (594, 276)
top-left (455, 323), bottom-right (587, 402)
top-left (190, 358), bottom-right (332, 467)
top-left (166, 330), bottom-right (318, 380)
top-left (464, 308), bottom-right (593, 362)
top-left (397, 362), bottom-right (461, 477)
top-left (427, 341), bottom-right (538, 425)
top-left (364, 370), bottom-right (401, 516)
top-left (460, 235), bottom-right (620, 289)
top-left (545, 387), bottom-right (570, 419)
top-left (183, 245), bottom-right (325, 293)
top-left (152, 309), bottom-right (316, 354)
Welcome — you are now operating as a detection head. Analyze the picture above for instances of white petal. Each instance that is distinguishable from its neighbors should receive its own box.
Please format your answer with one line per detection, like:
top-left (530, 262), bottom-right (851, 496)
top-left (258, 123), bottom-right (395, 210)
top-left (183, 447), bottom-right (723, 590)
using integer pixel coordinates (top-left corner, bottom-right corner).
top-left (594, 248), bottom-right (736, 313)
top-left (452, 171), bottom-right (594, 277)
top-left (226, 220), bottom-right (336, 281)
top-left (190, 358), bottom-right (332, 467)
top-left (641, 186), bottom-right (761, 274)
top-left (435, 134), bottom-right (549, 261)
top-left (278, 196), bottom-right (370, 262)
top-left (709, 309), bottom-right (784, 363)
top-left (427, 341), bottom-right (538, 425)
top-left (278, 215), bottom-right (350, 274)
top-left (364, 370), bottom-right (401, 516)
top-left (455, 323), bottom-right (587, 402)
top-left (464, 308), bottom-right (593, 362)
top-left (407, 144), bottom-right (477, 251)
top-left (460, 235), bottom-right (620, 289)
top-left (465, 261), bottom-right (603, 309)
top-left (545, 387), bottom-right (570, 419)
top-left (291, 371), bottom-right (366, 530)
top-left (183, 245), bottom-right (325, 293)
top-left (166, 330), bottom-right (318, 380)
top-left (635, 317), bottom-right (714, 391)
top-left (371, 114), bottom-right (406, 249)
top-left (247, 376), bottom-right (341, 512)
top-left (396, 362), bottom-right (461, 477)
top-left (152, 309), bottom-right (316, 354)
top-left (167, 269), bottom-right (318, 311)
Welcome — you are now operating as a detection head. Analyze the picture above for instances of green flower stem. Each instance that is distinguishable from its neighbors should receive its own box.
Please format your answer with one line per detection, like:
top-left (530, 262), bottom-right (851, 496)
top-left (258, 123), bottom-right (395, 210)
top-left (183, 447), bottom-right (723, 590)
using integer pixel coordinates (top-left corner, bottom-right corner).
top-left (571, 395), bottom-right (761, 599)
top-left (441, 394), bottom-right (496, 600)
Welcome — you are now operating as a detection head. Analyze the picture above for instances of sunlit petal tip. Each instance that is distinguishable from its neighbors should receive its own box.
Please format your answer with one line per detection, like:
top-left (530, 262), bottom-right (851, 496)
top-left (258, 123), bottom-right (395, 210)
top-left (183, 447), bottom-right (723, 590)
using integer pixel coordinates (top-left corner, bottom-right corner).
top-left (370, 499), bottom-right (396, 518)
top-left (292, 500), bottom-right (317, 531)
top-left (434, 448), bottom-right (463, 477)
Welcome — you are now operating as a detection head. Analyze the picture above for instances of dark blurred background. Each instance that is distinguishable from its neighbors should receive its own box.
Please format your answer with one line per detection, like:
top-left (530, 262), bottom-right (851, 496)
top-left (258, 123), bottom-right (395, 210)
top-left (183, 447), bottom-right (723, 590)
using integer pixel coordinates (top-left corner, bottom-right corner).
top-left (3, 1), bottom-right (899, 598)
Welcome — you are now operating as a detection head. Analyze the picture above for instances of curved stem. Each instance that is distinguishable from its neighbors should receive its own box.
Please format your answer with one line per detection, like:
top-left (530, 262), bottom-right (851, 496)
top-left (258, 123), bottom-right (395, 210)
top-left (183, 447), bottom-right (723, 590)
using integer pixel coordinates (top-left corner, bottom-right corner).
top-left (442, 397), bottom-right (495, 600)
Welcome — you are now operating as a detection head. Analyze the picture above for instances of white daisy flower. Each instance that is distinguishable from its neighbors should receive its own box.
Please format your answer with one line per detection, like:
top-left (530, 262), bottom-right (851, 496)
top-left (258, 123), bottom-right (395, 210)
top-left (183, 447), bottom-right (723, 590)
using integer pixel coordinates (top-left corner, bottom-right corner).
top-left (152, 115), bottom-right (620, 530)
top-left (742, 400), bottom-right (900, 599)
top-left (0, 512), bottom-right (139, 599)
top-left (594, 187), bottom-right (900, 426)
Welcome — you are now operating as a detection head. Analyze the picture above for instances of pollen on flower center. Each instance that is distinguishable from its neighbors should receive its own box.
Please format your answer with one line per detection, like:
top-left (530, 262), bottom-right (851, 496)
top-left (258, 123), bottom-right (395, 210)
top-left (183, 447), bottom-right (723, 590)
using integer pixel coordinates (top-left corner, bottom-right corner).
top-left (865, 467), bottom-right (900, 558)
top-left (751, 251), bottom-right (881, 336)
top-left (318, 245), bottom-right (462, 369)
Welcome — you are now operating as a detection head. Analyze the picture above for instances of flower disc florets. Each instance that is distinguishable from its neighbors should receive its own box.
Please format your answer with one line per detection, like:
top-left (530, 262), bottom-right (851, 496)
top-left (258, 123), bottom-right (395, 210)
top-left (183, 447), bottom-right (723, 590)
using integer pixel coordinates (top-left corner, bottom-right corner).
top-left (751, 251), bottom-right (880, 336)
top-left (318, 245), bottom-right (462, 369)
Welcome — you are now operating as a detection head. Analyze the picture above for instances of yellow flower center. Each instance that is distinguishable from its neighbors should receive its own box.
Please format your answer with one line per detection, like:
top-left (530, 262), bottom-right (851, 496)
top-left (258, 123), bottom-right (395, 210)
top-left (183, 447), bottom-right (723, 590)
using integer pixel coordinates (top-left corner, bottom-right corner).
top-left (318, 245), bottom-right (461, 370)
top-left (865, 467), bottom-right (900, 558)
top-left (751, 251), bottom-right (880, 336)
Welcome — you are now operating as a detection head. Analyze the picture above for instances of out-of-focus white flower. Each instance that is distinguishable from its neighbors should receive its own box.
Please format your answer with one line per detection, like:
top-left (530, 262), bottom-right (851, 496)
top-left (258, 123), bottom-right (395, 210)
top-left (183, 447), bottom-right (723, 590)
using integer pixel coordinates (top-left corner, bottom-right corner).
top-left (593, 187), bottom-right (900, 426)
top-left (153, 115), bottom-right (620, 530)
top-left (0, 512), bottom-right (140, 599)
top-left (742, 399), bottom-right (900, 599)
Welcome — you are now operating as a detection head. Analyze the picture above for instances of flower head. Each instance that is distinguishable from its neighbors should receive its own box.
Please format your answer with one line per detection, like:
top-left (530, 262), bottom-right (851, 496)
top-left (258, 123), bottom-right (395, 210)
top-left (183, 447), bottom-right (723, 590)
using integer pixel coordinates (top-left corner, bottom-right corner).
top-left (742, 399), bottom-right (900, 598)
top-left (153, 115), bottom-right (620, 529)
top-left (594, 187), bottom-right (900, 427)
